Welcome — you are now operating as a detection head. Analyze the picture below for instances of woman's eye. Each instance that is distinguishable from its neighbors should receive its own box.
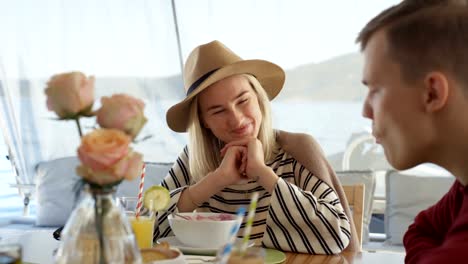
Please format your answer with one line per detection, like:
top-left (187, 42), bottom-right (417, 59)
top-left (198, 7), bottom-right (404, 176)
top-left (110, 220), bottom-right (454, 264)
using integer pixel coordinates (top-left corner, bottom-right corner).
top-left (239, 98), bottom-right (248, 104)
top-left (213, 109), bottom-right (224, 115)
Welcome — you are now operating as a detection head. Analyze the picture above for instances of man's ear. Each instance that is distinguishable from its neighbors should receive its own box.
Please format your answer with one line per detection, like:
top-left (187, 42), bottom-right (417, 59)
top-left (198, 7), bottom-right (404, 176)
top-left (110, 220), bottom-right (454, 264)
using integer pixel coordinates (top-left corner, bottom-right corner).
top-left (423, 72), bottom-right (449, 112)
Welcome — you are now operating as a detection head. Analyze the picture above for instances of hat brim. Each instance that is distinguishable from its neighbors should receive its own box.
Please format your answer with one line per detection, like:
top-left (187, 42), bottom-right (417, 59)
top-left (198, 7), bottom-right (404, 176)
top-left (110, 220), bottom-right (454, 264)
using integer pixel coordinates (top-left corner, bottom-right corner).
top-left (166, 59), bottom-right (285, 132)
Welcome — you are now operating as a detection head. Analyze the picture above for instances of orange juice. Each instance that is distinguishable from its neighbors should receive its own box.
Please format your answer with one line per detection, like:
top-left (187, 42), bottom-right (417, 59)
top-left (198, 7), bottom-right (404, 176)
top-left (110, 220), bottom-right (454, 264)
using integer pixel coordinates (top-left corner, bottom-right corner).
top-left (129, 216), bottom-right (155, 249)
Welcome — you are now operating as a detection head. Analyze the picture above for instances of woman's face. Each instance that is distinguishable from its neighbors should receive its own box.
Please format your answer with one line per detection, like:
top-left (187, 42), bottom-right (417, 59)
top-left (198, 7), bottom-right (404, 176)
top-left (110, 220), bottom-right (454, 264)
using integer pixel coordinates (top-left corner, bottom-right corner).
top-left (198, 75), bottom-right (263, 143)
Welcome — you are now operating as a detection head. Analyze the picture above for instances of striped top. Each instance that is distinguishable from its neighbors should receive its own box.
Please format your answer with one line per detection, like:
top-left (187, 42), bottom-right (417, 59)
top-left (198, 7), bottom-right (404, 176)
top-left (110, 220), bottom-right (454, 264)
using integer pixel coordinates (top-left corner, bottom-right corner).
top-left (154, 146), bottom-right (351, 254)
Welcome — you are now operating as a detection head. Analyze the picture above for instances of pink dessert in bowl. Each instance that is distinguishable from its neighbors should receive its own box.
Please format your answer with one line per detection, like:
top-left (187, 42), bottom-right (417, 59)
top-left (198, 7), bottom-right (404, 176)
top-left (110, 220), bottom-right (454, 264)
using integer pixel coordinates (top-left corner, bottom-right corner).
top-left (168, 212), bottom-right (241, 249)
top-left (174, 213), bottom-right (235, 221)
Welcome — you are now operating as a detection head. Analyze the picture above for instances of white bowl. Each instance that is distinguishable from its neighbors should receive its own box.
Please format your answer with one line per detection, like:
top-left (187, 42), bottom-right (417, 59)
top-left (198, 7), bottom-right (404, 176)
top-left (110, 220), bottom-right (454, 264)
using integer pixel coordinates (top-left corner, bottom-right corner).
top-left (168, 212), bottom-right (240, 249)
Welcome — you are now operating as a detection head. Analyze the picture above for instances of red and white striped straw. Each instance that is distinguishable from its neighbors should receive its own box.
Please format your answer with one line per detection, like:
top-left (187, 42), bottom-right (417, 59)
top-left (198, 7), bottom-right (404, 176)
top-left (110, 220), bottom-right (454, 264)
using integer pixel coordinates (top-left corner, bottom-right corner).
top-left (135, 163), bottom-right (146, 219)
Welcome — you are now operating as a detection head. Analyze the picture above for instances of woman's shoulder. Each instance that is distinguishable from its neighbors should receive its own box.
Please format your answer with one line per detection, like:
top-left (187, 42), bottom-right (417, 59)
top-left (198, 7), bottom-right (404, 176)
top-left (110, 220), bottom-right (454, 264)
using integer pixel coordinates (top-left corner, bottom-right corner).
top-left (275, 130), bottom-right (325, 155)
top-left (171, 145), bottom-right (189, 164)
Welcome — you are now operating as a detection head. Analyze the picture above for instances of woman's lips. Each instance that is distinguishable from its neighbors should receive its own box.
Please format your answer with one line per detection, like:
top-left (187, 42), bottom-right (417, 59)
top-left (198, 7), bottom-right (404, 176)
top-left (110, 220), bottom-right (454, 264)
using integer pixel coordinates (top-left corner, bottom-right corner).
top-left (232, 123), bottom-right (251, 135)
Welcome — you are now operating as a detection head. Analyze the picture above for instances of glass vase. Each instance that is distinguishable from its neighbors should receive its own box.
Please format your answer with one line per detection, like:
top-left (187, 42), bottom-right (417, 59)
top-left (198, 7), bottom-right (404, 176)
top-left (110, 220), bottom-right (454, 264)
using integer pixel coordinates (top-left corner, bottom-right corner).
top-left (55, 185), bottom-right (142, 264)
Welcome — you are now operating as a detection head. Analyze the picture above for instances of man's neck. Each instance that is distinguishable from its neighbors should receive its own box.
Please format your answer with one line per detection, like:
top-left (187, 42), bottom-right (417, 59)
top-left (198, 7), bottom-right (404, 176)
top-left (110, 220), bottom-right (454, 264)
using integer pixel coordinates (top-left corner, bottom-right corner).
top-left (437, 152), bottom-right (468, 186)
top-left (434, 109), bottom-right (468, 186)
top-left (456, 175), bottom-right (468, 186)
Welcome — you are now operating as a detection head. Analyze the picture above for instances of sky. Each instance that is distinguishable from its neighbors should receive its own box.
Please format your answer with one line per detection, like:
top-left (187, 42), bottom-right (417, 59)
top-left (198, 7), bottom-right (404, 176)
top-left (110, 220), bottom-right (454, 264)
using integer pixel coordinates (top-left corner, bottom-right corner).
top-left (0, 0), bottom-right (399, 78)
top-left (176, 0), bottom-right (399, 67)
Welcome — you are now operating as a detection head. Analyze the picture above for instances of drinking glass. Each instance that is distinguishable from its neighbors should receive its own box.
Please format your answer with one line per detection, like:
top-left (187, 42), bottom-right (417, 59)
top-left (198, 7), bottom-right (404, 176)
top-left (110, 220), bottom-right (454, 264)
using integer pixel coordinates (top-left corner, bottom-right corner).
top-left (0, 243), bottom-right (21, 264)
top-left (228, 247), bottom-right (264, 264)
top-left (219, 240), bottom-right (265, 264)
top-left (119, 197), bottom-right (156, 249)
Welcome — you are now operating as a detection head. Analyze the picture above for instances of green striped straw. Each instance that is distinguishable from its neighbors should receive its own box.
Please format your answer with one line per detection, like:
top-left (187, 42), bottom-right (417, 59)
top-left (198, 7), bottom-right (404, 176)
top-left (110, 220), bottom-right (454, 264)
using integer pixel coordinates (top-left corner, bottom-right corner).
top-left (240, 192), bottom-right (259, 254)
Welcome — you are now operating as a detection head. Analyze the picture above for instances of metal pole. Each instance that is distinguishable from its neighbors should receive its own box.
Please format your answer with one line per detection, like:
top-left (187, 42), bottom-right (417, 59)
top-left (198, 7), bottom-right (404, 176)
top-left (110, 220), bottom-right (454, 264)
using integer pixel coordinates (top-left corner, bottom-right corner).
top-left (171, 0), bottom-right (184, 73)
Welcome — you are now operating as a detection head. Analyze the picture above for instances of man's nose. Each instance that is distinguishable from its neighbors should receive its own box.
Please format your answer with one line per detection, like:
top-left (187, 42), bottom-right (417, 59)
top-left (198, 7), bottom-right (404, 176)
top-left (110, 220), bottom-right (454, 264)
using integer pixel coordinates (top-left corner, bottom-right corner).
top-left (362, 98), bottom-right (373, 120)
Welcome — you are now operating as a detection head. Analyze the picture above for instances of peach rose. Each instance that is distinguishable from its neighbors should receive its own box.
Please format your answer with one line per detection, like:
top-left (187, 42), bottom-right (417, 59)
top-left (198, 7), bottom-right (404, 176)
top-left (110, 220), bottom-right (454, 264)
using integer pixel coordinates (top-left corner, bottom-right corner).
top-left (45, 71), bottom-right (94, 119)
top-left (77, 128), bottom-right (143, 185)
top-left (78, 128), bottom-right (130, 170)
top-left (113, 151), bottom-right (144, 181)
top-left (96, 94), bottom-right (147, 138)
top-left (76, 151), bottom-right (143, 185)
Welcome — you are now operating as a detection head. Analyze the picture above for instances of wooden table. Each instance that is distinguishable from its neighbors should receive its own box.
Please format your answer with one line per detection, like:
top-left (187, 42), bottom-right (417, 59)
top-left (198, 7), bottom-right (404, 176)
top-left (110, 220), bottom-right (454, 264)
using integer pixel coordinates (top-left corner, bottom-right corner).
top-left (1, 224), bottom-right (405, 264)
top-left (284, 250), bottom-right (405, 264)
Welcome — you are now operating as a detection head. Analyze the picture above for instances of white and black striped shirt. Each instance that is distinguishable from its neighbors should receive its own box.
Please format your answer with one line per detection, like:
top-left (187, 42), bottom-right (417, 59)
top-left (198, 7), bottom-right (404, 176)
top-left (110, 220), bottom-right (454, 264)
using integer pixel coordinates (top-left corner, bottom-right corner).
top-left (154, 146), bottom-right (351, 254)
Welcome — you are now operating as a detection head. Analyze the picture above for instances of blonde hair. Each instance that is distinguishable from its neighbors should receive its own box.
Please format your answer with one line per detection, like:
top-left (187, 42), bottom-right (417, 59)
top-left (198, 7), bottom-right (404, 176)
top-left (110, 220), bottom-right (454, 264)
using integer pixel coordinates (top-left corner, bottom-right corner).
top-left (187, 74), bottom-right (278, 183)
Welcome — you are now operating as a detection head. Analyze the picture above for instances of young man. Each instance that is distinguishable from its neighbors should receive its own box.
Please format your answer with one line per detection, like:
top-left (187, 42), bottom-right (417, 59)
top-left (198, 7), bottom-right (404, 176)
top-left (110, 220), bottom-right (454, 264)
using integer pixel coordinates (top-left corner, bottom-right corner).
top-left (356, 2), bottom-right (468, 264)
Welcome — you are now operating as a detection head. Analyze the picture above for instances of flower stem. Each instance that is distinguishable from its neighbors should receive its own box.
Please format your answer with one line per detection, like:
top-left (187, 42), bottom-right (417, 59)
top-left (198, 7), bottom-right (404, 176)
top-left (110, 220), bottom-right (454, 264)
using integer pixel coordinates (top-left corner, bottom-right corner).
top-left (75, 117), bottom-right (83, 138)
top-left (94, 193), bottom-right (105, 264)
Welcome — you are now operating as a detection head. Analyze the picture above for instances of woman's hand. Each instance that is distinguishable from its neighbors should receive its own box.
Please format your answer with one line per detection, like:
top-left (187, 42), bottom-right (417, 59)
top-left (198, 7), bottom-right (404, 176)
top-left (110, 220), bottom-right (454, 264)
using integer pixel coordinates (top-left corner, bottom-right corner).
top-left (178, 145), bottom-right (248, 212)
top-left (221, 137), bottom-right (266, 179)
top-left (221, 138), bottom-right (279, 192)
top-left (213, 145), bottom-right (249, 188)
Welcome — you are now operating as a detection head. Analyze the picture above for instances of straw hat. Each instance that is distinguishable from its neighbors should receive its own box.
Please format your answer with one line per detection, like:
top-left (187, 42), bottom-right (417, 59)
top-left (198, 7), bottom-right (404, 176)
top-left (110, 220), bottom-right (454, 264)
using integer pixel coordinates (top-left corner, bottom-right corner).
top-left (166, 40), bottom-right (285, 132)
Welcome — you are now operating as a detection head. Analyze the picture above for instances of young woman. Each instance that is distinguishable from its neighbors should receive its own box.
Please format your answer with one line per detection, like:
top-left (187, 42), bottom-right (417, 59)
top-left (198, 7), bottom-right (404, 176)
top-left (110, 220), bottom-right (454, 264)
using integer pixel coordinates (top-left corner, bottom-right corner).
top-left (155, 40), bottom-right (358, 254)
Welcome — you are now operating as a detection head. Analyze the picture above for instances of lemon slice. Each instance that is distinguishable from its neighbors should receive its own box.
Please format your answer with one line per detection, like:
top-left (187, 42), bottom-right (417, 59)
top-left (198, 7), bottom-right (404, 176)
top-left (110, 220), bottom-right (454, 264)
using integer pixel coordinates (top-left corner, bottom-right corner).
top-left (143, 185), bottom-right (170, 212)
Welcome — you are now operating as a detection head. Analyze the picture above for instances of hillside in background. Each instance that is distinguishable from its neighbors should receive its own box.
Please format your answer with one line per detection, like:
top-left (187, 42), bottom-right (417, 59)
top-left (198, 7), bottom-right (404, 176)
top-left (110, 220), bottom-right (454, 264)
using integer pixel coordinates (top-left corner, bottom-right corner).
top-left (281, 52), bottom-right (365, 101)
top-left (93, 52), bottom-right (364, 102)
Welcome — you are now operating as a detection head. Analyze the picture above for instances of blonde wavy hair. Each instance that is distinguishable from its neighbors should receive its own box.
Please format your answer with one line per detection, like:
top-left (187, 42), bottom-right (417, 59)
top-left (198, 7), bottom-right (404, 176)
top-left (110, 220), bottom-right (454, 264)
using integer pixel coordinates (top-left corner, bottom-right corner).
top-left (187, 74), bottom-right (278, 183)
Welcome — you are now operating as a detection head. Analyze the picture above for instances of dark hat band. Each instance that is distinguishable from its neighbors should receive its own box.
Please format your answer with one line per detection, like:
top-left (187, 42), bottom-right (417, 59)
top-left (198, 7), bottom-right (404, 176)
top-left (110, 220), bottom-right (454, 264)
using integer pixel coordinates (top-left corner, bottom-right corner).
top-left (186, 68), bottom-right (219, 96)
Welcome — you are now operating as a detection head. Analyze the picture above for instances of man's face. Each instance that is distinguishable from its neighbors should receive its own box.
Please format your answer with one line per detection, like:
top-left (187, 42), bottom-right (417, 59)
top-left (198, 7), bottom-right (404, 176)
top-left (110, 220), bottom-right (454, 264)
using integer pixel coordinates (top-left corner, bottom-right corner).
top-left (361, 30), bottom-right (430, 170)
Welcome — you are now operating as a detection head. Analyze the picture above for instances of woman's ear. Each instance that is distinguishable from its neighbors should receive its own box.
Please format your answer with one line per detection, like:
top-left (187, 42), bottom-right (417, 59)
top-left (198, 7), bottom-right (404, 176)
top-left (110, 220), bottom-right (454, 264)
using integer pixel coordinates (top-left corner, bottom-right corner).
top-left (200, 116), bottom-right (209, 129)
top-left (196, 107), bottom-right (208, 129)
top-left (423, 72), bottom-right (449, 113)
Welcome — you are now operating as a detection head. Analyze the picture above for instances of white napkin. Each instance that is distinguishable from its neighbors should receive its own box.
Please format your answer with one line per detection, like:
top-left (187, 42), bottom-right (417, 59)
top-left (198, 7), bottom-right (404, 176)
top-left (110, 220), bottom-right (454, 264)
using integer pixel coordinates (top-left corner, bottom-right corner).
top-left (184, 254), bottom-right (216, 263)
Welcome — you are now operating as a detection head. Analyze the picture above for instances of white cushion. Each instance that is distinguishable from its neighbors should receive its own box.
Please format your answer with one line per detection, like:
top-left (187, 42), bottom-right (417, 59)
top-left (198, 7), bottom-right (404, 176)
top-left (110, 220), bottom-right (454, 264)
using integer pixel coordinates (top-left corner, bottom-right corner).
top-left (35, 157), bottom-right (171, 227)
top-left (336, 170), bottom-right (376, 244)
top-left (385, 165), bottom-right (454, 245)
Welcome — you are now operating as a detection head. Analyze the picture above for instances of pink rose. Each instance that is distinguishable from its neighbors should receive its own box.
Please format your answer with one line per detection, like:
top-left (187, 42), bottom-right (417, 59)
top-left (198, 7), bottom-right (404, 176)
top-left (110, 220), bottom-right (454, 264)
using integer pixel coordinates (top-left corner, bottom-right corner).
top-left (45, 71), bottom-right (94, 119)
top-left (96, 94), bottom-right (147, 138)
top-left (77, 128), bottom-right (143, 185)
